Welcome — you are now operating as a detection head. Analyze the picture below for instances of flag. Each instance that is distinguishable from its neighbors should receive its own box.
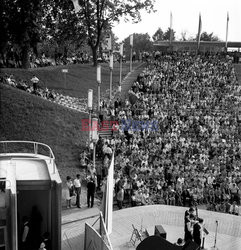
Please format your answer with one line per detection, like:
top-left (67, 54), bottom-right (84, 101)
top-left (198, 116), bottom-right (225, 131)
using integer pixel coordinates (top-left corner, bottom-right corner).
top-left (225, 12), bottom-right (229, 50)
top-left (197, 13), bottom-right (202, 50)
top-left (169, 12), bottom-right (173, 44)
top-left (102, 152), bottom-right (114, 234)
top-left (71, 0), bottom-right (81, 13)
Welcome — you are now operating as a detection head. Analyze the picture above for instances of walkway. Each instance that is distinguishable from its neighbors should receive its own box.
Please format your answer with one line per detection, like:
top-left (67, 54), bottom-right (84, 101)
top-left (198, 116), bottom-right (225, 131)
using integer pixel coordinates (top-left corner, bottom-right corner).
top-left (120, 63), bottom-right (146, 101)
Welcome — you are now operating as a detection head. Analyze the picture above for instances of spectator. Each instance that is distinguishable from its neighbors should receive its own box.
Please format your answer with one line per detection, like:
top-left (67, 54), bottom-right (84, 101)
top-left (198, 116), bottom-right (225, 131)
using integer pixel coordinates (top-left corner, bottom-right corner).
top-left (87, 177), bottom-right (96, 208)
top-left (74, 174), bottom-right (82, 208)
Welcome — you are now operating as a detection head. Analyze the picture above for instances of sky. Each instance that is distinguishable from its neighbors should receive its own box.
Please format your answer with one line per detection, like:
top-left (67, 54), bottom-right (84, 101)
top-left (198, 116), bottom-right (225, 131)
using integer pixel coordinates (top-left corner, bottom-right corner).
top-left (112, 0), bottom-right (241, 42)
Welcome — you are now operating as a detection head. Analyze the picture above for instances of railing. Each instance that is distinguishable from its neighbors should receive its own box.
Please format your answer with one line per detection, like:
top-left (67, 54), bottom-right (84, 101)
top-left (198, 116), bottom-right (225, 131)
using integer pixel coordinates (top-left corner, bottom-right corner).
top-left (0, 141), bottom-right (56, 174)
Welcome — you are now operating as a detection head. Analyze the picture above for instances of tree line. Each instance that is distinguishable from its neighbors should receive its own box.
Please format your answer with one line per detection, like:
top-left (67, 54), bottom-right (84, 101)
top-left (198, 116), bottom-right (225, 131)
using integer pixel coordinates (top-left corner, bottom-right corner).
top-left (0, 0), bottom-right (220, 69)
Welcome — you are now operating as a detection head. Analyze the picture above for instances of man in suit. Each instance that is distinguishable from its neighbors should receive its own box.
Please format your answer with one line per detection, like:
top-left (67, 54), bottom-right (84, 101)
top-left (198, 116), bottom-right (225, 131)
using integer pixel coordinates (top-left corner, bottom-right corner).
top-left (193, 218), bottom-right (204, 247)
top-left (87, 177), bottom-right (96, 208)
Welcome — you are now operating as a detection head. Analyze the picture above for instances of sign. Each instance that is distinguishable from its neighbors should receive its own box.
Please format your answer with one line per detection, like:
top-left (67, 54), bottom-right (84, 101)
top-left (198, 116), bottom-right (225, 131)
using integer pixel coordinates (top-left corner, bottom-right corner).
top-left (62, 69), bottom-right (68, 73)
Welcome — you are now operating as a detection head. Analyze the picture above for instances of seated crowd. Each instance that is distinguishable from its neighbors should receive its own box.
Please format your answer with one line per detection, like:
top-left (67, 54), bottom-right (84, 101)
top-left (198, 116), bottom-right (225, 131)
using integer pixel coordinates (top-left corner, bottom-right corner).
top-left (0, 74), bottom-right (87, 112)
top-left (91, 52), bottom-right (241, 215)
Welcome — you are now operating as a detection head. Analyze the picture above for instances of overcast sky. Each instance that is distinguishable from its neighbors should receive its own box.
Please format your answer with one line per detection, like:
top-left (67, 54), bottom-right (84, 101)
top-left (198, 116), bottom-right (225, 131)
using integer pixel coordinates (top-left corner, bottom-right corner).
top-left (112, 0), bottom-right (241, 42)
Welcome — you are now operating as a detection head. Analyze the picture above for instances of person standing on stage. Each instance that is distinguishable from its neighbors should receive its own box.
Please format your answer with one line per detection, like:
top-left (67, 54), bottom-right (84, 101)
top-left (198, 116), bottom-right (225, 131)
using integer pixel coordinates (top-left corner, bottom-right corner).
top-left (193, 218), bottom-right (204, 247)
top-left (184, 207), bottom-right (195, 224)
top-left (184, 213), bottom-right (195, 242)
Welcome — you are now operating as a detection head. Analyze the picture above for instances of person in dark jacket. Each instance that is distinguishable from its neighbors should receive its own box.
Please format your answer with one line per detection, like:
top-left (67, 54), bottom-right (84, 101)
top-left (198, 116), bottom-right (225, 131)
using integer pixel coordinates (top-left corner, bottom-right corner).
top-left (193, 218), bottom-right (204, 247)
top-left (87, 177), bottom-right (96, 208)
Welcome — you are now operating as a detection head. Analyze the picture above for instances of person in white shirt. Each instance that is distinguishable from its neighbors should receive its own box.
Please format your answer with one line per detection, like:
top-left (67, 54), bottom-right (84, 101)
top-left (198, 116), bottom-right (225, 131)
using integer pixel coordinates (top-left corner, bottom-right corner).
top-left (229, 201), bottom-right (239, 215)
top-left (74, 174), bottom-right (82, 208)
top-left (207, 173), bottom-right (215, 185)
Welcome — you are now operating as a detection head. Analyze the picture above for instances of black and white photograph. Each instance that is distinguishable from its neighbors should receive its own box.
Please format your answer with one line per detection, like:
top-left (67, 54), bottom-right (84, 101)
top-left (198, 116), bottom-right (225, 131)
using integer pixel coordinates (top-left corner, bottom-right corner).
top-left (0, 0), bottom-right (241, 249)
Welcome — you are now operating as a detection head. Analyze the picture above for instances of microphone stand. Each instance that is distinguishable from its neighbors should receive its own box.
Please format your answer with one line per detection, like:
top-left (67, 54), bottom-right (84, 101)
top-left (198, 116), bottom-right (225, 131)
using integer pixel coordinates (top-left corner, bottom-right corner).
top-left (213, 220), bottom-right (218, 249)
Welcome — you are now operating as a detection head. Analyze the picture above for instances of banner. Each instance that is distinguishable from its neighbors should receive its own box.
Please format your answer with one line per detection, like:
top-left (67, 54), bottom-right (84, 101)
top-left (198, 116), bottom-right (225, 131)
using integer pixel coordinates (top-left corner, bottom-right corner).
top-left (102, 152), bottom-right (114, 234)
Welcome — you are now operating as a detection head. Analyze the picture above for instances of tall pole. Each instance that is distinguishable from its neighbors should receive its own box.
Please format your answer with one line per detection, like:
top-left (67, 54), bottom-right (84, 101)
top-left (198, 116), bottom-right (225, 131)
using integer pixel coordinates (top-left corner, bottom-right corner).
top-left (225, 12), bottom-right (229, 52)
top-left (97, 64), bottom-right (101, 111)
top-left (92, 117), bottom-right (98, 171)
top-left (169, 11), bottom-right (173, 51)
top-left (93, 142), bottom-right (96, 168)
top-left (109, 52), bottom-right (113, 100)
top-left (197, 13), bottom-right (202, 54)
top-left (119, 43), bottom-right (123, 92)
top-left (88, 89), bottom-right (93, 148)
top-left (130, 34), bottom-right (133, 72)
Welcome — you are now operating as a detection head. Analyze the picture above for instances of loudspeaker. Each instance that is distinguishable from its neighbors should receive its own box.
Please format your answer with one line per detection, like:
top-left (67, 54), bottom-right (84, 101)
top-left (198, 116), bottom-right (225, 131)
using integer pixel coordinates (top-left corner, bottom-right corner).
top-left (154, 225), bottom-right (167, 239)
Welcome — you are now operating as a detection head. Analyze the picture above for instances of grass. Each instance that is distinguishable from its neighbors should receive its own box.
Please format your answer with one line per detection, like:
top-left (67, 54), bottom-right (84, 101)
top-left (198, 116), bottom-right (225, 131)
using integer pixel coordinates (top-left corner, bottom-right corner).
top-left (0, 83), bottom-right (88, 180)
top-left (0, 62), bottom-right (143, 181)
top-left (0, 62), bottom-right (141, 102)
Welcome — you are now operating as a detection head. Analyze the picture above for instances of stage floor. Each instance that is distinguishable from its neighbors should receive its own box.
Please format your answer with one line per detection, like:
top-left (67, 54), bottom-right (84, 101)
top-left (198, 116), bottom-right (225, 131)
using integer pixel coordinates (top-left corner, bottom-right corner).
top-left (110, 205), bottom-right (241, 250)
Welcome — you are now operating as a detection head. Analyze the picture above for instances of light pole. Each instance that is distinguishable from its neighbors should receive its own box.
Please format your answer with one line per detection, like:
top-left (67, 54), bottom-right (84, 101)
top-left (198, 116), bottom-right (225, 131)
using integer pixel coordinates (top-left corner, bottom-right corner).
top-left (130, 34), bottom-right (133, 72)
top-left (88, 89), bottom-right (93, 148)
top-left (92, 118), bottom-right (98, 169)
top-left (119, 43), bottom-right (123, 92)
top-left (109, 52), bottom-right (113, 100)
top-left (97, 64), bottom-right (101, 112)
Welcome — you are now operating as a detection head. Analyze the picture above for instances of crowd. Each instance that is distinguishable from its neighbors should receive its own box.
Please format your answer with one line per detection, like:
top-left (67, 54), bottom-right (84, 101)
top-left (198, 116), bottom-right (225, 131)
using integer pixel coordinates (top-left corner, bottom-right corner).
top-left (0, 74), bottom-right (87, 112)
top-left (90, 51), bottom-right (241, 215)
top-left (0, 49), bottom-right (92, 69)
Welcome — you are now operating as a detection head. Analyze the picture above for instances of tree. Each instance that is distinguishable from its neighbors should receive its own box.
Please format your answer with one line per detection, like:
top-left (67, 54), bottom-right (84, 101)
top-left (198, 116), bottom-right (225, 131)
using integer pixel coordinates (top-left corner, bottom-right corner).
top-left (199, 31), bottom-right (220, 41)
top-left (7, 0), bottom-right (45, 68)
top-left (72, 0), bottom-right (155, 65)
top-left (123, 33), bottom-right (153, 60)
top-left (152, 28), bottom-right (164, 42)
top-left (163, 27), bottom-right (176, 41)
top-left (0, 0), bottom-right (87, 68)
top-left (43, 1), bottom-right (87, 60)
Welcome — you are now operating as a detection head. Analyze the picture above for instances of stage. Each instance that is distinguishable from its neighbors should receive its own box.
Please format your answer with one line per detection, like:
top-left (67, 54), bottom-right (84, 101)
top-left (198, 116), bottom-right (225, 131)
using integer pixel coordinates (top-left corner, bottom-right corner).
top-left (110, 205), bottom-right (241, 250)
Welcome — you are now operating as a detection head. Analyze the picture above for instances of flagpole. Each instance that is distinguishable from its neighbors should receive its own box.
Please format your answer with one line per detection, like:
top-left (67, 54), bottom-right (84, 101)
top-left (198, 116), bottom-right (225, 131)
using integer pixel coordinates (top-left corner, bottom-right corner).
top-left (225, 12), bottom-right (229, 52)
top-left (169, 11), bottom-right (173, 50)
top-left (197, 13), bottom-right (202, 54)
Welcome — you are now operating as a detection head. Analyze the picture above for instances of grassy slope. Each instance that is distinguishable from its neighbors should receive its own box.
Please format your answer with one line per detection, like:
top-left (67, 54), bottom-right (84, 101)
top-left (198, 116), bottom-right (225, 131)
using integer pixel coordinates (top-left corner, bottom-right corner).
top-left (0, 62), bottom-right (142, 180)
top-left (0, 83), bottom-right (88, 180)
top-left (0, 62), bottom-right (139, 102)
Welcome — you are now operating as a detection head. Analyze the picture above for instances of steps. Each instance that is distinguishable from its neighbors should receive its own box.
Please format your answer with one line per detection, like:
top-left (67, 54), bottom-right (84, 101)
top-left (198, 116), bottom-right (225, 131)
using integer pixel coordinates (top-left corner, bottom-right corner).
top-left (121, 63), bottom-right (146, 101)
top-left (98, 119), bottom-right (113, 139)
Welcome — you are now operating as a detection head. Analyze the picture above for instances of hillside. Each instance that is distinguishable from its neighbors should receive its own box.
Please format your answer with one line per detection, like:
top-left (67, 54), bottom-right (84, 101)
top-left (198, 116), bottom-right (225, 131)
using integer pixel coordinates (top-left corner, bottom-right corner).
top-left (0, 62), bottom-right (140, 102)
top-left (0, 83), bottom-right (88, 179)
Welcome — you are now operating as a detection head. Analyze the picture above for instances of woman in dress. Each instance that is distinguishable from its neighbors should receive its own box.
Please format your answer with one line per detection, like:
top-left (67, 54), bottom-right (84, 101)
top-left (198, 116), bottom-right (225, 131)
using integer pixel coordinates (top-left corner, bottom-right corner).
top-left (65, 176), bottom-right (74, 208)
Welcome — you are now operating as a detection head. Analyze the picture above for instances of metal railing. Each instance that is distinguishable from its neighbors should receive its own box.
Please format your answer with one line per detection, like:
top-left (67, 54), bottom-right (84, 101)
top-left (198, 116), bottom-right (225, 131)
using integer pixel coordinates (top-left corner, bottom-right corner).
top-left (0, 141), bottom-right (56, 174)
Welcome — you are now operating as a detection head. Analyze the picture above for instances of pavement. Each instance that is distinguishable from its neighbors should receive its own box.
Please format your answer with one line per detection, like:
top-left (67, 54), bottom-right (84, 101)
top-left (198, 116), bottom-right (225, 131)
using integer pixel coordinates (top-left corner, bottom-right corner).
top-left (61, 188), bottom-right (101, 250)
